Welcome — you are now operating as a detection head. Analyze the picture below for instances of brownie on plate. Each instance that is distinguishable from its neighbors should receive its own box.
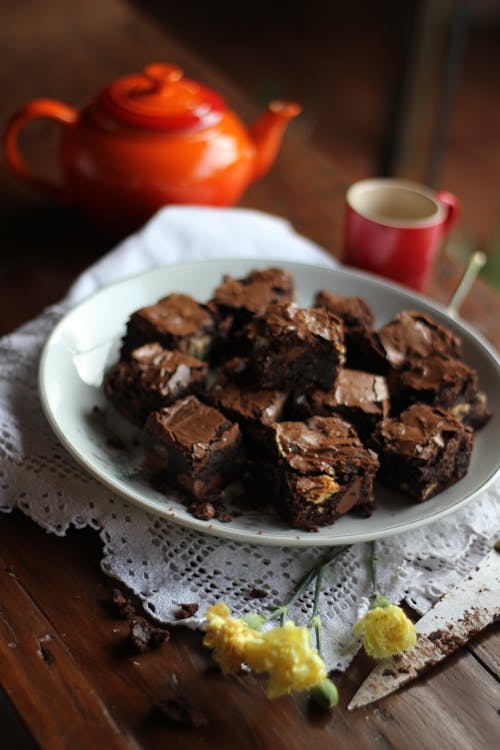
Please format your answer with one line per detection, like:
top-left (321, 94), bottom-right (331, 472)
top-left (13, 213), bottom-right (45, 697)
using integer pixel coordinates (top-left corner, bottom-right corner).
top-left (314, 291), bottom-right (376, 369)
top-left (368, 404), bottom-right (474, 502)
top-left (268, 416), bottom-right (379, 530)
top-left (369, 310), bottom-right (463, 371)
top-left (205, 357), bottom-right (288, 442)
top-left (209, 267), bottom-right (294, 356)
top-left (389, 355), bottom-right (491, 429)
top-left (144, 395), bottom-right (242, 501)
top-left (292, 369), bottom-right (390, 439)
top-left (251, 303), bottom-right (345, 390)
top-left (103, 343), bottom-right (208, 426)
top-left (121, 293), bottom-right (215, 360)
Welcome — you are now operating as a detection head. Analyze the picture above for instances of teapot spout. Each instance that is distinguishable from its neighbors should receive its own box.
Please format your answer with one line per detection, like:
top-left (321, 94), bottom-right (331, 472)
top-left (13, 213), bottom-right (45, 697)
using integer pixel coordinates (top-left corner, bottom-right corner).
top-left (249, 101), bottom-right (301, 182)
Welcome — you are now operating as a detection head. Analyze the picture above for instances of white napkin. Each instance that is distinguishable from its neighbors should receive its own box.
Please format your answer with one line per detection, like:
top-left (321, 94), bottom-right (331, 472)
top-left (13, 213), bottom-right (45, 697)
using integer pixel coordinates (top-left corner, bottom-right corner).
top-left (1, 205), bottom-right (498, 673)
top-left (67, 205), bottom-right (337, 304)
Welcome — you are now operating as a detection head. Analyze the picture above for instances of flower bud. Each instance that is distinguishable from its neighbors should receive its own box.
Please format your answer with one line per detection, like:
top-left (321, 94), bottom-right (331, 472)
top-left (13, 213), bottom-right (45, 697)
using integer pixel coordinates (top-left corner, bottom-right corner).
top-left (310, 678), bottom-right (338, 709)
top-left (241, 613), bottom-right (266, 631)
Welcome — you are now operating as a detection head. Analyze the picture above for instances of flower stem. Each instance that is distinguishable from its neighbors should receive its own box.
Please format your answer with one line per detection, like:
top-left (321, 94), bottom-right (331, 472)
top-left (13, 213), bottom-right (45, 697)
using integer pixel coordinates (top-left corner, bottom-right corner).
top-left (266, 545), bottom-right (350, 624)
top-left (309, 563), bottom-right (325, 653)
top-left (370, 540), bottom-right (380, 600)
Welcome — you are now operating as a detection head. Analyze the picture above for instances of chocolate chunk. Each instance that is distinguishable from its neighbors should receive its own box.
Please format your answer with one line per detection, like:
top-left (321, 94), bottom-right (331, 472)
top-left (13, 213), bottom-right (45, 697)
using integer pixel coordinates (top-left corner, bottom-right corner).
top-left (175, 603), bottom-right (200, 620)
top-left (111, 588), bottom-right (136, 620)
top-left (128, 616), bottom-right (169, 653)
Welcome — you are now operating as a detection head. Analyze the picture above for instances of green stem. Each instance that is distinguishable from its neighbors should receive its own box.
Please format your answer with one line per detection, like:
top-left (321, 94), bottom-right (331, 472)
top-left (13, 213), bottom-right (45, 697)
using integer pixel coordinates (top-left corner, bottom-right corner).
top-left (309, 563), bottom-right (325, 653)
top-left (370, 540), bottom-right (380, 601)
top-left (266, 545), bottom-right (350, 624)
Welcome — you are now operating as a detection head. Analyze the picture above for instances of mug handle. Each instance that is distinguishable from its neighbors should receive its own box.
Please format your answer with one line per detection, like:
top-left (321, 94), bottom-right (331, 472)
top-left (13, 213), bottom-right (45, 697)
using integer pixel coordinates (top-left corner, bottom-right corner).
top-left (435, 190), bottom-right (460, 235)
top-left (3, 99), bottom-right (78, 199)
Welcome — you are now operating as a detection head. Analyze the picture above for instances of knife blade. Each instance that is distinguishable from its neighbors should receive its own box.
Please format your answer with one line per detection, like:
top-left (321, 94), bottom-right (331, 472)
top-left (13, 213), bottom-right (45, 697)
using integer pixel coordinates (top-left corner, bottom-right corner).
top-left (348, 544), bottom-right (500, 710)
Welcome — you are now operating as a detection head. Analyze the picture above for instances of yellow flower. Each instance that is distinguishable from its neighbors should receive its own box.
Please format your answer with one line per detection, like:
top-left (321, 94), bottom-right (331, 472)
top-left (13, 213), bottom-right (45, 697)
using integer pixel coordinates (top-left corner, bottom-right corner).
top-left (203, 602), bottom-right (261, 674)
top-left (353, 603), bottom-right (417, 659)
top-left (245, 620), bottom-right (327, 699)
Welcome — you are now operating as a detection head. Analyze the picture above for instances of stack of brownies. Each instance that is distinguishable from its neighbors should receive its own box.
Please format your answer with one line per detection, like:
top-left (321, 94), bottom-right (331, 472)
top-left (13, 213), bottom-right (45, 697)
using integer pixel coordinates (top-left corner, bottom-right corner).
top-left (103, 267), bottom-right (491, 531)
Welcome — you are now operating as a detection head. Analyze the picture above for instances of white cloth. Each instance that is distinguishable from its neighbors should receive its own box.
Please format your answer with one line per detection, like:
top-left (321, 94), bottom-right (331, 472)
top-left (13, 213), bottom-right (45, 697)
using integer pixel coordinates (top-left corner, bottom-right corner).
top-left (1, 206), bottom-right (498, 671)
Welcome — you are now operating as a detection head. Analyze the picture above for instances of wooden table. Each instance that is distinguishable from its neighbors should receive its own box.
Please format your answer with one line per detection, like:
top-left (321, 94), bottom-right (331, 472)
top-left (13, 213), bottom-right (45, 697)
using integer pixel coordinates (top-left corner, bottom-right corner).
top-left (1, 2), bottom-right (499, 748)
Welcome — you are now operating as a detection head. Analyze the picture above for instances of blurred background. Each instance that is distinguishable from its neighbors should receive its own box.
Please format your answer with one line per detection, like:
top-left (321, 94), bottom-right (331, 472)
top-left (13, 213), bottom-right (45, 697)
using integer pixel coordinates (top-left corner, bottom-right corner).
top-left (1, 0), bottom-right (500, 290)
top-left (135, 0), bottom-right (500, 288)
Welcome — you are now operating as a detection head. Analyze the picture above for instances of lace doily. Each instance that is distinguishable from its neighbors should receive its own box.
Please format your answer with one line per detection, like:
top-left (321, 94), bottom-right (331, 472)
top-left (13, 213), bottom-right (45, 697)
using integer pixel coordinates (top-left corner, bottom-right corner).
top-left (1, 207), bottom-right (499, 672)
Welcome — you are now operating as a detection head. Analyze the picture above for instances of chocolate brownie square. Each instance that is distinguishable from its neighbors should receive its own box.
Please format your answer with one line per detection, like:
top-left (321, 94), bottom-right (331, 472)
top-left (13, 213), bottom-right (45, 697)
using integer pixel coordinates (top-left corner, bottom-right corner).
top-left (389, 355), bottom-right (491, 429)
top-left (368, 404), bottom-right (474, 502)
top-left (210, 267), bottom-right (294, 355)
top-left (314, 291), bottom-right (377, 370)
top-left (370, 310), bottom-right (463, 371)
top-left (269, 416), bottom-right (379, 530)
top-left (121, 293), bottom-right (215, 360)
top-left (103, 343), bottom-right (208, 426)
top-left (144, 396), bottom-right (242, 501)
top-left (251, 303), bottom-right (345, 390)
top-left (205, 358), bottom-right (288, 442)
top-left (292, 369), bottom-right (390, 439)
top-left (314, 291), bottom-right (375, 330)
top-left (212, 267), bottom-right (294, 320)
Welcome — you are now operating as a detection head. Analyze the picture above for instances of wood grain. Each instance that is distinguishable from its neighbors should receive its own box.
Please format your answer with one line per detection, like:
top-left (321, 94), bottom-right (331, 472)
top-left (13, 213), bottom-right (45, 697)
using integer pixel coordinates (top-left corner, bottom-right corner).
top-left (1, 512), bottom-right (499, 750)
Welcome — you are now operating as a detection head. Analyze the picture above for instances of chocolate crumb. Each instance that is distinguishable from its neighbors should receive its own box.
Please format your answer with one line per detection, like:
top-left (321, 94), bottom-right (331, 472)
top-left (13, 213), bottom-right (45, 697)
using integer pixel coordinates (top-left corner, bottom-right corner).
top-left (175, 603), bottom-right (200, 620)
top-left (190, 502), bottom-right (215, 520)
top-left (428, 630), bottom-right (444, 642)
top-left (397, 667), bottom-right (410, 674)
top-left (382, 669), bottom-right (395, 677)
top-left (40, 645), bottom-right (55, 666)
top-left (112, 588), bottom-right (136, 620)
top-left (151, 697), bottom-right (208, 728)
top-left (129, 616), bottom-right (169, 653)
top-left (219, 513), bottom-right (233, 523)
top-left (249, 588), bottom-right (268, 599)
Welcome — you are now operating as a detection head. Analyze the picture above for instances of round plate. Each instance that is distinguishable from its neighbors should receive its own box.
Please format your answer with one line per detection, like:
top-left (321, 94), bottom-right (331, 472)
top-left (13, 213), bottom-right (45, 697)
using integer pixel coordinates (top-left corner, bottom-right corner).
top-left (39, 259), bottom-right (500, 546)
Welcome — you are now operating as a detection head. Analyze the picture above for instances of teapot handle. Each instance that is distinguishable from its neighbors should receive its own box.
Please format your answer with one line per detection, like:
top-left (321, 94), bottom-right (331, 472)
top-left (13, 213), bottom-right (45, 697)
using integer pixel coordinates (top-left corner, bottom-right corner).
top-left (3, 99), bottom-right (78, 199)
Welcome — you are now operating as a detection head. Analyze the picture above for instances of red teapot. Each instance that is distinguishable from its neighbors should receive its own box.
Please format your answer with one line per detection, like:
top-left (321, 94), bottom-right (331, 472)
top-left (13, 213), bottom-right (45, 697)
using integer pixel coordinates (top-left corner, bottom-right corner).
top-left (4, 63), bottom-right (301, 230)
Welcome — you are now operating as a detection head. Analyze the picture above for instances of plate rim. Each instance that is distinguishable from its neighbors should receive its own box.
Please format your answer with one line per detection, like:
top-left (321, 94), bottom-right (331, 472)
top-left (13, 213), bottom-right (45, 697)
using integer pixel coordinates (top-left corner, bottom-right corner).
top-left (38, 257), bottom-right (500, 547)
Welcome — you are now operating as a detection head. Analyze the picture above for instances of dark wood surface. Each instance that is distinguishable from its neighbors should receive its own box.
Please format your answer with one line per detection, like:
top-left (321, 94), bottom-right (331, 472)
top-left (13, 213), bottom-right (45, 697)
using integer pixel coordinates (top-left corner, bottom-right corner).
top-left (1, 2), bottom-right (499, 748)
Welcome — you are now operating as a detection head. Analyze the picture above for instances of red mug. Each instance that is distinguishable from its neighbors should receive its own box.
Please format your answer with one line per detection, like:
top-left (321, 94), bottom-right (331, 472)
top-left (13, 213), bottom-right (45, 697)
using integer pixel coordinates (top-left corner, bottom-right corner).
top-left (343, 178), bottom-right (460, 291)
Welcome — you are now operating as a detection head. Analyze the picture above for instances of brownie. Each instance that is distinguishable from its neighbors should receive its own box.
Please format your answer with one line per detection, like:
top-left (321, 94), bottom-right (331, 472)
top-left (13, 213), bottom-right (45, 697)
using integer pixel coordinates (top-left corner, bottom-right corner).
top-left (292, 368), bottom-right (390, 439)
top-left (314, 291), bottom-right (375, 330)
top-left (370, 310), bottom-right (463, 371)
top-left (121, 293), bottom-right (215, 359)
top-left (144, 395), bottom-right (242, 502)
top-left (205, 358), bottom-right (288, 442)
top-left (103, 343), bottom-right (208, 426)
top-left (389, 355), bottom-right (491, 429)
top-left (268, 416), bottom-right (379, 530)
top-left (250, 303), bottom-right (345, 390)
top-left (314, 291), bottom-right (377, 370)
top-left (369, 404), bottom-right (474, 502)
top-left (210, 267), bottom-right (294, 355)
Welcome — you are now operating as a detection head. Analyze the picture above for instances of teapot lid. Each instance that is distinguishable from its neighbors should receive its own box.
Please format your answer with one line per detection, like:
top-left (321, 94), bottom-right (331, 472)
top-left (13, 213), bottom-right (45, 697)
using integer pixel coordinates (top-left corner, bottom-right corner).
top-left (98, 63), bottom-right (227, 132)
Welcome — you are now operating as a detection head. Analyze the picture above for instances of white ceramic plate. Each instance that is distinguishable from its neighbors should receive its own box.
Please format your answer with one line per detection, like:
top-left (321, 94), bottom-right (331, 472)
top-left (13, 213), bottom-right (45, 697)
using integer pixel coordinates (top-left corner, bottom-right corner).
top-left (39, 259), bottom-right (500, 547)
